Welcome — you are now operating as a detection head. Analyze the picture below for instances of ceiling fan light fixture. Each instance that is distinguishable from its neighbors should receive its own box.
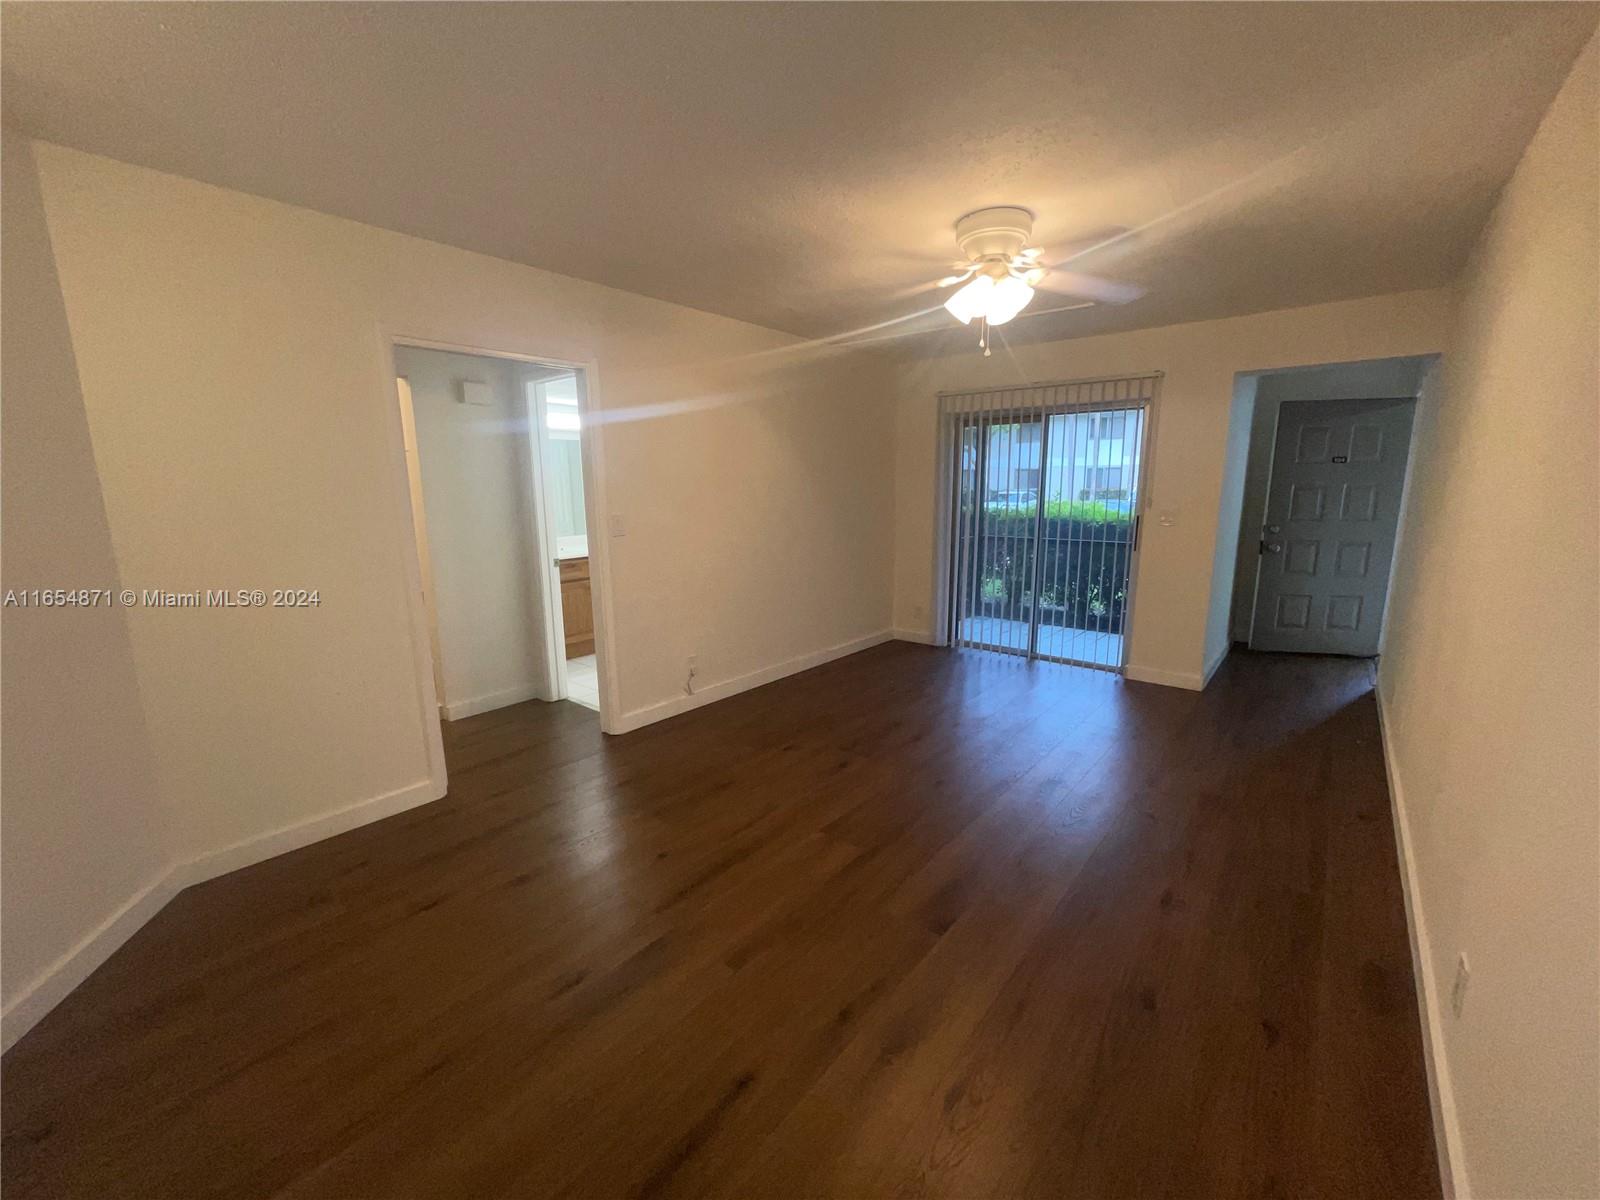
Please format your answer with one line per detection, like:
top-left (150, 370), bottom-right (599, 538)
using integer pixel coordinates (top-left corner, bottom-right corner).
top-left (941, 206), bottom-right (1041, 340)
top-left (943, 270), bottom-right (1034, 327)
top-left (985, 274), bottom-right (1035, 325)
top-left (934, 206), bottom-right (1136, 349)
top-left (943, 273), bottom-right (995, 324)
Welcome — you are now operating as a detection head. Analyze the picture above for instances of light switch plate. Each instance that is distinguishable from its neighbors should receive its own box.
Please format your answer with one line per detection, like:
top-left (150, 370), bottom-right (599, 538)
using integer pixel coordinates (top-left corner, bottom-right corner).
top-left (458, 380), bottom-right (493, 407)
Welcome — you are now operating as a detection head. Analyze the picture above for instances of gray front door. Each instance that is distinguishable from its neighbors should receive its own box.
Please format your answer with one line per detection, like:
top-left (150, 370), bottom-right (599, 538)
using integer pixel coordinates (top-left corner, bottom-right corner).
top-left (1250, 397), bottom-right (1415, 655)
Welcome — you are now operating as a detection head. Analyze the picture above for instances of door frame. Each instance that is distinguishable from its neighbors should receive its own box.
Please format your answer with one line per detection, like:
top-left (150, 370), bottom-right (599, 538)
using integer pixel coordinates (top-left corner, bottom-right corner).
top-left (933, 375), bottom-right (1162, 673)
top-left (376, 330), bottom-right (621, 788)
top-left (522, 368), bottom-right (572, 705)
top-left (393, 375), bottom-right (449, 710)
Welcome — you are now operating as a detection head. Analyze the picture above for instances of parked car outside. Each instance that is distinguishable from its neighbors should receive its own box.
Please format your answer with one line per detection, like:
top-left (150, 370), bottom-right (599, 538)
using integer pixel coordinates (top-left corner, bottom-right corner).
top-left (986, 488), bottom-right (1038, 507)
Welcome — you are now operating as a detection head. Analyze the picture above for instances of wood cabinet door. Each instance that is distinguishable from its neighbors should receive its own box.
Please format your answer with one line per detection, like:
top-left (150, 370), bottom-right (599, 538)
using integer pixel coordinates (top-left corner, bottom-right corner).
top-left (559, 557), bottom-right (594, 656)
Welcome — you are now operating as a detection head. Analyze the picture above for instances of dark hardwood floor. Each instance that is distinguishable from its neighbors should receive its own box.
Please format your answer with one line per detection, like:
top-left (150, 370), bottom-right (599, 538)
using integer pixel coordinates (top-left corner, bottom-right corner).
top-left (2, 643), bottom-right (1438, 1198)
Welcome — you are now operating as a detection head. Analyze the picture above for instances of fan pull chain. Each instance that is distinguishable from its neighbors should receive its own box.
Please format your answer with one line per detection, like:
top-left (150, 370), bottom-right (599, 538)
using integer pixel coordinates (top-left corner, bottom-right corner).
top-left (980, 315), bottom-right (991, 357)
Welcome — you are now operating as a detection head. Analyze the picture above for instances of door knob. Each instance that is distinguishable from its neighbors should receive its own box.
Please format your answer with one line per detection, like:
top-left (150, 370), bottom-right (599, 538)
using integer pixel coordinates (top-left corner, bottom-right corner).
top-left (1265, 542), bottom-right (1283, 553)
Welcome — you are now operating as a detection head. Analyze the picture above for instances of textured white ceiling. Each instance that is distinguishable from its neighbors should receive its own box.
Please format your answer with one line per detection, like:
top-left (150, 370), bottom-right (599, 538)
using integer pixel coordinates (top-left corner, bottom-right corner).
top-left (4, 3), bottom-right (1594, 349)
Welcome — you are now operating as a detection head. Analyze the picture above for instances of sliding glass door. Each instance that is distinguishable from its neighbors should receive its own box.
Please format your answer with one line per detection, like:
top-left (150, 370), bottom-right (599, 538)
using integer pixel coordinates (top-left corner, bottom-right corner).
top-left (951, 412), bottom-right (1043, 657)
top-left (945, 376), bottom-right (1156, 671)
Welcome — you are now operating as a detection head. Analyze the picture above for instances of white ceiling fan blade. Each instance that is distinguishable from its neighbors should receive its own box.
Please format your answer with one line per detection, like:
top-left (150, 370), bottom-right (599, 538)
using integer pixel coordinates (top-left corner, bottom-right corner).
top-left (1037, 270), bottom-right (1145, 305)
top-left (936, 267), bottom-right (978, 288)
top-left (1015, 300), bottom-right (1097, 319)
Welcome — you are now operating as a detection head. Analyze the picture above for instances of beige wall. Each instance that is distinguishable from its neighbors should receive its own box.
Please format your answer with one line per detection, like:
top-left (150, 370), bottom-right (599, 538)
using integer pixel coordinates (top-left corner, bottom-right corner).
top-left (891, 290), bottom-right (1452, 685)
top-left (0, 134), bottom-right (172, 1040)
top-left (1378, 35), bottom-right (1599, 1200)
top-left (25, 136), bottom-right (895, 886)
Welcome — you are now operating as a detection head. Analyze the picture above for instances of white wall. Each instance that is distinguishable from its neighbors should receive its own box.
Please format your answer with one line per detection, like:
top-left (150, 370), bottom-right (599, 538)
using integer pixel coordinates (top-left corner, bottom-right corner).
top-left (396, 346), bottom-right (550, 719)
top-left (1229, 355), bottom-right (1433, 642)
top-left (6, 138), bottom-right (895, 1045)
top-left (0, 133), bottom-right (172, 1042)
top-left (1378, 35), bottom-right (1599, 1200)
top-left (31, 138), bottom-right (896, 852)
top-left (892, 289), bottom-right (1453, 686)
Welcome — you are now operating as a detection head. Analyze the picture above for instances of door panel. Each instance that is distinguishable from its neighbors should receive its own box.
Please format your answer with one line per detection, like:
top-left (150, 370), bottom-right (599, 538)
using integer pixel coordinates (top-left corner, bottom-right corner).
top-left (1341, 483), bottom-right (1378, 520)
top-left (1250, 397), bottom-right (1415, 655)
top-left (1335, 541), bottom-right (1371, 576)
top-left (1284, 539), bottom-right (1319, 575)
top-left (1275, 593), bottom-right (1312, 629)
top-left (1288, 482), bottom-right (1327, 521)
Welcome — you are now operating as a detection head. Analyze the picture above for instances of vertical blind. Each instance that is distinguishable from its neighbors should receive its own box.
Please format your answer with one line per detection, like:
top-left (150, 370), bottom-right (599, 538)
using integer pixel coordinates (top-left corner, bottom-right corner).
top-left (941, 373), bottom-right (1160, 670)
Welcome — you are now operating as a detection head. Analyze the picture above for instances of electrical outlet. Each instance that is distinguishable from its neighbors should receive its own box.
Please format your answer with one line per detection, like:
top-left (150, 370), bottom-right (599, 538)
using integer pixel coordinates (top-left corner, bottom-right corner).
top-left (1450, 953), bottom-right (1470, 1018)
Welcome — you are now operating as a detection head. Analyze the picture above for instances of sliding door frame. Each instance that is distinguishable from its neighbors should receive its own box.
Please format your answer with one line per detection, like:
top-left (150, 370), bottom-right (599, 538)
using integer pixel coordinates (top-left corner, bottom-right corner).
top-left (933, 373), bottom-right (1163, 673)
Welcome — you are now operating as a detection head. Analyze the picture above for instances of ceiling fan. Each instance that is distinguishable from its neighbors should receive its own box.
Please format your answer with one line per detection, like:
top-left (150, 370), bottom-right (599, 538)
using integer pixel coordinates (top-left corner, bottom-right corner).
top-left (936, 207), bottom-right (1143, 355)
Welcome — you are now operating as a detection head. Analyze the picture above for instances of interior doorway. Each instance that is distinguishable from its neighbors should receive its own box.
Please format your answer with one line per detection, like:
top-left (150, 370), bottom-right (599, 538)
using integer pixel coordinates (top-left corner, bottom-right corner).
top-left (1229, 355), bottom-right (1434, 657)
top-left (393, 343), bottom-right (606, 724)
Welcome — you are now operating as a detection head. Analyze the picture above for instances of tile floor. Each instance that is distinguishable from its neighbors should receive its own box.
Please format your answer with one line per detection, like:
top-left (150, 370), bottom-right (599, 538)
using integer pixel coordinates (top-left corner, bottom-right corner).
top-left (566, 654), bottom-right (600, 711)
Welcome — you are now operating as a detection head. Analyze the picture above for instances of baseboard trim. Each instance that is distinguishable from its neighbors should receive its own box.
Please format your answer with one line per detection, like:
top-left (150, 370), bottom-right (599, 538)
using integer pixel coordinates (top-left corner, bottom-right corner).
top-left (891, 627), bottom-right (939, 645)
top-left (0, 775), bottom-right (445, 1053)
top-left (1375, 686), bottom-right (1465, 1200)
top-left (611, 630), bottom-right (894, 734)
top-left (442, 682), bottom-right (547, 721)
top-left (1, 869), bottom-right (181, 1052)
top-left (1123, 662), bottom-right (1205, 690)
top-left (177, 776), bottom-right (443, 888)
top-left (1201, 643), bottom-right (1231, 688)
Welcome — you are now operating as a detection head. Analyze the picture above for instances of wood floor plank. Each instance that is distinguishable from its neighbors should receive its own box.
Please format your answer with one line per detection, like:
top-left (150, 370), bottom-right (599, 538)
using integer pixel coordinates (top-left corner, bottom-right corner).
top-left (1, 645), bottom-right (1439, 1199)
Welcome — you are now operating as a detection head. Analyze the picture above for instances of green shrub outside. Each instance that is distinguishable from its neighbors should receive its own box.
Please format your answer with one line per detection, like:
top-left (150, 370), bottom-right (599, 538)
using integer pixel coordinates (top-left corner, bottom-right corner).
top-left (970, 499), bottom-right (1130, 525)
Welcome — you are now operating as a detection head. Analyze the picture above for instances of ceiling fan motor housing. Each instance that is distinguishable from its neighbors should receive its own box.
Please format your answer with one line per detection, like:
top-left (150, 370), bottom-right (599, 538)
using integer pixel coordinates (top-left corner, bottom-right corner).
top-left (954, 206), bottom-right (1035, 262)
